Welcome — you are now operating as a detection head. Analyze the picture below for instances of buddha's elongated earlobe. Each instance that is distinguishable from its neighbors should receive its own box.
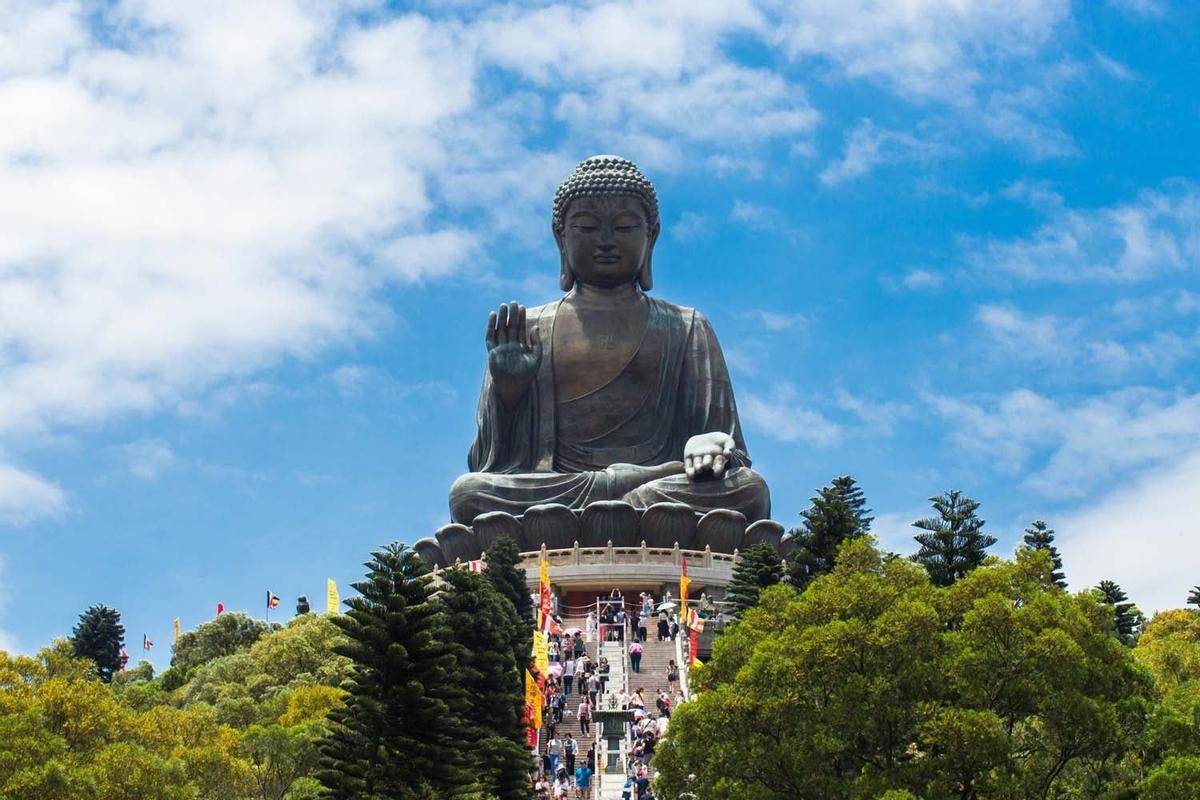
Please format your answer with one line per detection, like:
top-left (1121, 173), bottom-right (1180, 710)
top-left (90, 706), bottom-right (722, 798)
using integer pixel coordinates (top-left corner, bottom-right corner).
top-left (554, 227), bottom-right (575, 291)
top-left (638, 223), bottom-right (659, 291)
top-left (637, 252), bottom-right (653, 291)
top-left (560, 254), bottom-right (576, 291)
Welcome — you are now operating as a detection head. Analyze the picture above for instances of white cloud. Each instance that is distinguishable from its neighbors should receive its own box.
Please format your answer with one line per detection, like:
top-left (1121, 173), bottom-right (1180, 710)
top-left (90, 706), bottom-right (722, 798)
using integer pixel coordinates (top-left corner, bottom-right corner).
top-left (901, 270), bottom-right (944, 290)
top-left (122, 439), bottom-right (176, 480)
top-left (741, 384), bottom-right (841, 446)
top-left (927, 388), bottom-right (1200, 498)
top-left (966, 181), bottom-right (1200, 283)
top-left (737, 310), bottom-right (806, 332)
top-left (763, 0), bottom-right (1069, 102)
top-left (834, 390), bottom-right (911, 437)
top-left (670, 212), bottom-right (711, 241)
top-left (820, 119), bottom-right (948, 186)
top-left (1058, 449), bottom-right (1200, 613)
top-left (975, 303), bottom-right (1074, 363)
top-left (0, 464), bottom-right (66, 525)
top-left (0, 3), bottom-right (476, 441)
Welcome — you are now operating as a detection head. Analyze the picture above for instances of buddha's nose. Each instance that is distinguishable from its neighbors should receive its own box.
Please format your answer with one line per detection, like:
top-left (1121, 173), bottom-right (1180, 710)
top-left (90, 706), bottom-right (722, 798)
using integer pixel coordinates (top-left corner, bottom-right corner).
top-left (597, 242), bottom-right (617, 253)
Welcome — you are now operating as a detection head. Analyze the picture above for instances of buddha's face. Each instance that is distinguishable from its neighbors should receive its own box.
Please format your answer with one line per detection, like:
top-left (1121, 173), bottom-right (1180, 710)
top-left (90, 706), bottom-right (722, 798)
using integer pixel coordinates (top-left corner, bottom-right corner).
top-left (561, 195), bottom-right (652, 289)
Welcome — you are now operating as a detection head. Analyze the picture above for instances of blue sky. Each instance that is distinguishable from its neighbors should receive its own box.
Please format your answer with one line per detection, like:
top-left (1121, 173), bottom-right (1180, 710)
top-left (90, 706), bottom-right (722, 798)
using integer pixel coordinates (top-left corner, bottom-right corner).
top-left (1, 0), bottom-right (1197, 667)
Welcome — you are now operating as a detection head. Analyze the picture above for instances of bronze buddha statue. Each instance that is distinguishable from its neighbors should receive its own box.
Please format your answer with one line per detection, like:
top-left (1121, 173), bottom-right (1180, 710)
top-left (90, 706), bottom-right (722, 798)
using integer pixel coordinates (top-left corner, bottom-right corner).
top-left (449, 155), bottom-right (770, 525)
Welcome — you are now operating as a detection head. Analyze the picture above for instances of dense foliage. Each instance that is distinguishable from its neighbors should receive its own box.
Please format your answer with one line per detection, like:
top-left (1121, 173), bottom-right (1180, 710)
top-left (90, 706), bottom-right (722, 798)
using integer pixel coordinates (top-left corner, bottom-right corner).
top-left (912, 490), bottom-right (997, 587)
top-left (725, 542), bottom-right (785, 618)
top-left (71, 604), bottom-right (125, 684)
top-left (653, 538), bottom-right (1200, 800)
top-left (787, 475), bottom-right (873, 590)
top-left (1, 612), bottom-right (350, 800)
top-left (1022, 520), bottom-right (1066, 588)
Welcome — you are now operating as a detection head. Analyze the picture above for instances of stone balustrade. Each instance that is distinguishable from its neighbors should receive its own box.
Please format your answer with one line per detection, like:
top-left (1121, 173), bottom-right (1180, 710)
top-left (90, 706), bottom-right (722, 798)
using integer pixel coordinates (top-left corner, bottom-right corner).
top-left (414, 500), bottom-right (794, 571)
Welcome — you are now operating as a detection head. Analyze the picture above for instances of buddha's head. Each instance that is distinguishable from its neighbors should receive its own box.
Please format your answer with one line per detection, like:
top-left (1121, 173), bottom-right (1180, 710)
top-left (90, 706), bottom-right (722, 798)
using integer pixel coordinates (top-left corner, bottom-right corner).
top-left (552, 155), bottom-right (660, 292)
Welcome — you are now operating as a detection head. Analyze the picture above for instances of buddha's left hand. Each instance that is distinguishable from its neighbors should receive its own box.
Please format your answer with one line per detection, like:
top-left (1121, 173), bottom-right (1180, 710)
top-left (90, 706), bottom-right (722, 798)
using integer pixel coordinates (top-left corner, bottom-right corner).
top-left (683, 432), bottom-right (735, 480)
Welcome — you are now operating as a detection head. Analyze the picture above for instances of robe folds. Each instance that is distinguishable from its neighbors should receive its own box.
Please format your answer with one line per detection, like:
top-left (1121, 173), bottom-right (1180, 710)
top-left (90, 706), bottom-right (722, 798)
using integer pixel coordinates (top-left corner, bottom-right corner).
top-left (449, 295), bottom-right (770, 524)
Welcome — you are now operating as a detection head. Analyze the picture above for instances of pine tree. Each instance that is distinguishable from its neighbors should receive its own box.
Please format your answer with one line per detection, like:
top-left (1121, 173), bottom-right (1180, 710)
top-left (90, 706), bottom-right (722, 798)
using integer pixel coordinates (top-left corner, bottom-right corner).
top-left (71, 604), bottom-right (125, 683)
top-left (484, 535), bottom-right (533, 669)
top-left (1189, 586), bottom-right (1200, 609)
top-left (439, 569), bottom-right (530, 800)
top-left (318, 543), bottom-right (472, 799)
top-left (726, 542), bottom-right (785, 619)
top-left (911, 490), bottom-right (996, 587)
top-left (1098, 579), bottom-right (1142, 645)
top-left (1022, 520), bottom-right (1067, 588)
top-left (787, 475), bottom-right (873, 589)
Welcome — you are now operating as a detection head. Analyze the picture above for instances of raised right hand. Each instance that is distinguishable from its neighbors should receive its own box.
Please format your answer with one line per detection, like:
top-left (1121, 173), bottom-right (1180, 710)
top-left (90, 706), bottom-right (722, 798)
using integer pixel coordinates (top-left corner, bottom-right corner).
top-left (487, 301), bottom-right (542, 404)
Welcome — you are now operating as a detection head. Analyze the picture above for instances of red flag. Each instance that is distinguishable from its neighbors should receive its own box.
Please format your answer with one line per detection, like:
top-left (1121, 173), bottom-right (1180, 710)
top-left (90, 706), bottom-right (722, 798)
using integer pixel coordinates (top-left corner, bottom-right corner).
top-left (689, 630), bottom-right (698, 667)
top-left (120, 648), bottom-right (129, 672)
top-left (467, 559), bottom-right (486, 573)
top-left (216, 602), bottom-right (225, 617)
top-left (143, 634), bottom-right (153, 651)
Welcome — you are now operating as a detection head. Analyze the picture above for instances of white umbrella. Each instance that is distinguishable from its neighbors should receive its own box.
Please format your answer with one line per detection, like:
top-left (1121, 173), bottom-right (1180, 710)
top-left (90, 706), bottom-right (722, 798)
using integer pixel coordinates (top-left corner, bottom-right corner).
top-left (656, 601), bottom-right (677, 611)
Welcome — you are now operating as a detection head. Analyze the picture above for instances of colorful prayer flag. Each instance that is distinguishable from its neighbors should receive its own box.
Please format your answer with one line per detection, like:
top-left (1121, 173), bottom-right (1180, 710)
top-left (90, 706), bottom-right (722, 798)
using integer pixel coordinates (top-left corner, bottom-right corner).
top-left (326, 579), bottom-right (339, 614)
top-left (173, 618), bottom-right (181, 643)
top-left (689, 630), bottom-right (698, 667)
top-left (467, 559), bottom-right (486, 573)
top-left (525, 669), bottom-right (543, 729)
top-left (216, 602), bottom-right (224, 617)
top-left (538, 559), bottom-right (552, 630)
top-left (143, 634), bottom-right (153, 651)
top-left (532, 630), bottom-right (550, 678)
top-left (267, 591), bottom-right (280, 609)
top-left (686, 608), bottom-right (705, 633)
top-left (680, 556), bottom-right (690, 608)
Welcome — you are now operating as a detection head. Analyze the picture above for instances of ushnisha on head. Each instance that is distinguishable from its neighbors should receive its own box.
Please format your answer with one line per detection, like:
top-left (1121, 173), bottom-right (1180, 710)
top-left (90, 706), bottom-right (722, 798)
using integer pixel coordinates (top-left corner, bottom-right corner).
top-left (552, 155), bottom-right (661, 292)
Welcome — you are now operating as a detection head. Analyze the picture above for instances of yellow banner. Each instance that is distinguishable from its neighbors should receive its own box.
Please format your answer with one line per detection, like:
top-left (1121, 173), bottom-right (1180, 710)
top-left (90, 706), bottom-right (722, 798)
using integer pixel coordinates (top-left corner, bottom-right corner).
top-left (532, 630), bottom-right (550, 677)
top-left (540, 558), bottom-right (550, 588)
top-left (173, 618), bottom-right (181, 643)
top-left (326, 579), bottom-right (339, 615)
top-left (525, 670), bottom-right (543, 728)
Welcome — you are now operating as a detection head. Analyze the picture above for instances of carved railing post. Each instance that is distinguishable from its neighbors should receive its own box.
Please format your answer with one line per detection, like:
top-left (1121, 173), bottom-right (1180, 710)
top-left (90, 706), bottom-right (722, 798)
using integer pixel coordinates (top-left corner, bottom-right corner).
top-left (606, 540), bottom-right (614, 564)
top-left (573, 540), bottom-right (581, 565)
top-left (640, 540), bottom-right (648, 563)
top-left (704, 544), bottom-right (712, 569)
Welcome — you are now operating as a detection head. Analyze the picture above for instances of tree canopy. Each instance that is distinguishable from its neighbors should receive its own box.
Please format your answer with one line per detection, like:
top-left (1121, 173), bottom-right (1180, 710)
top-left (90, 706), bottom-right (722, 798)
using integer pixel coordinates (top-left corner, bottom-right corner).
top-left (71, 604), bottom-right (125, 684)
top-left (725, 542), bottom-right (785, 618)
top-left (654, 540), bottom-right (1154, 800)
top-left (787, 475), bottom-right (873, 590)
top-left (911, 490), bottom-right (996, 587)
top-left (1021, 520), bottom-right (1066, 588)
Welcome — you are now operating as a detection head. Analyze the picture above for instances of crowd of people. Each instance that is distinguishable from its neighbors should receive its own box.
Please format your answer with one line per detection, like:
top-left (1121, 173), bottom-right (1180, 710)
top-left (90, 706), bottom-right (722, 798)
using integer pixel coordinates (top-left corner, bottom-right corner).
top-left (530, 590), bottom-right (690, 800)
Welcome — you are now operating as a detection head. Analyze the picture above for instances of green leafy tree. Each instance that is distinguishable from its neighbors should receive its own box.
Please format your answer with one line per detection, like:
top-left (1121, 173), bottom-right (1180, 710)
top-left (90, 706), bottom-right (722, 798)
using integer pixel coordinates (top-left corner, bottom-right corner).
top-left (653, 540), bottom-right (1151, 800)
top-left (318, 543), bottom-right (472, 800)
top-left (1022, 519), bottom-right (1066, 588)
top-left (439, 569), bottom-right (530, 800)
top-left (911, 490), bottom-right (995, 587)
top-left (484, 534), bottom-right (533, 666)
top-left (71, 604), bottom-right (125, 683)
top-left (171, 612), bottom-right (278, 677)
top-left (1098, 579), bottom-right (1143, 645)
top-left (787, 475), bottom-right (873, 589)
top-left (725, 542), bottom-right (785, 619)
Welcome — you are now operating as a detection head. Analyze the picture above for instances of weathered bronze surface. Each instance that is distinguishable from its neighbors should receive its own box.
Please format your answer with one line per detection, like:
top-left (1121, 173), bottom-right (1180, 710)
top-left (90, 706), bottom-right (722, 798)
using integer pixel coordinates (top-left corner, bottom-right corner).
top-left (449, 156), bottom-right (770, 524)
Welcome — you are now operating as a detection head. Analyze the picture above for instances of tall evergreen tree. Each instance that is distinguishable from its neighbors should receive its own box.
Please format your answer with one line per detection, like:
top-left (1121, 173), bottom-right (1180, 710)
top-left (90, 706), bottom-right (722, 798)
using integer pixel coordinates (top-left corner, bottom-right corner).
top-left (911, 490), bottom-right (996, 587)
top-left (484, 535), bottom-right (533, 669)
top-left (439, 569), bottom-right (530, 800)
top-left (1189, 586), bottom-right (1200, 609)
top-left (318, 543), bottom-right (472, 800)
top-left (71, 604), bottom-right (125, 683)
top-left (1098, 579), bottom-right (1142, 645)
top-left (787, 475), bottom-right (873, 589)
top-left (726, 543), bottom-right (785, 619)
top-left (1022, 520), bottom-right (1067, 588)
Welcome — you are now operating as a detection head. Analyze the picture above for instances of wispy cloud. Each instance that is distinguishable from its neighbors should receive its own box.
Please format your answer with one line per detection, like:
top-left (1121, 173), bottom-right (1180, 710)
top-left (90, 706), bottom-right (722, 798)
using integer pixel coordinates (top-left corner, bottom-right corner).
top-left (820, 119), bottom-right (948, 186)
top-left (741, 384), bottom-right (841, 447)
top-left (965, 181), bottom-right (1200, 283)
top-left (737, 310), bottom-right (806, 332)
top-left (121, 439), bottom-right (177, 480)
top-left (0, 464), bottom-right (66, 525)
top-left (926, 387), bottom-right (1200, 499)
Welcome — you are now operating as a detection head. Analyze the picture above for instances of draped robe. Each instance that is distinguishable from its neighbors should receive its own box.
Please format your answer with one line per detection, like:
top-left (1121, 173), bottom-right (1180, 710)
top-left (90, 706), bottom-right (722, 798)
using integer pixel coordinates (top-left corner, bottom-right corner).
top-left (449, 295), bottom-right (770, 524)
